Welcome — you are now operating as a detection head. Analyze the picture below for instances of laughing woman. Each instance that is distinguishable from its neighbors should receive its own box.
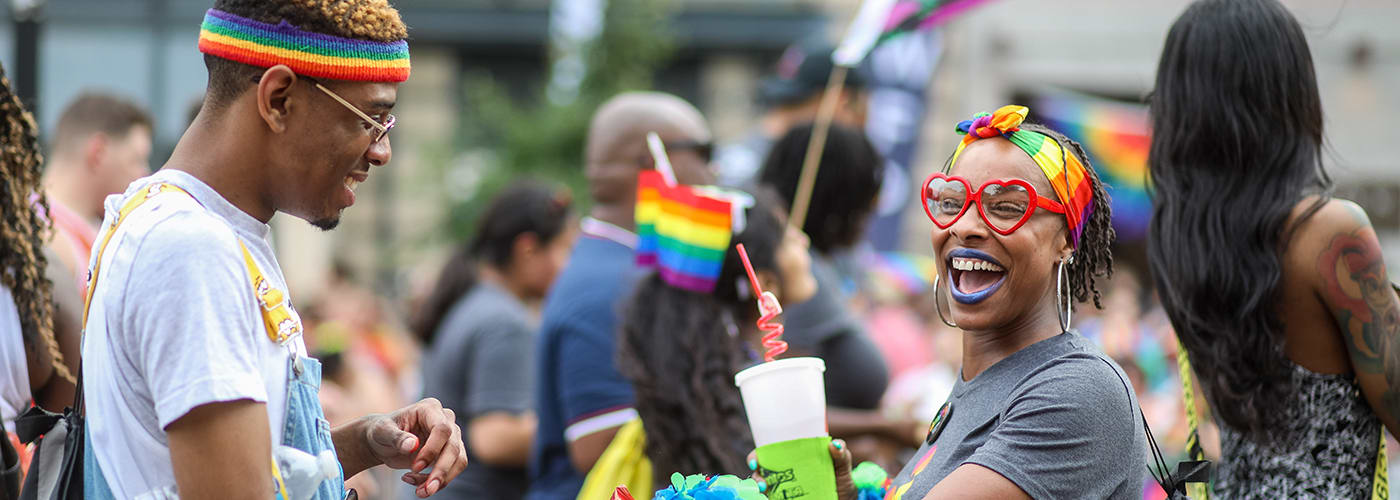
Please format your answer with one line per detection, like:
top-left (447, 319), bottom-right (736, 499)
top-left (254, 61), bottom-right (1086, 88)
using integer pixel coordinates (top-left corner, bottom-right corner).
top-left (877, 105), bottom-right (1144, 499)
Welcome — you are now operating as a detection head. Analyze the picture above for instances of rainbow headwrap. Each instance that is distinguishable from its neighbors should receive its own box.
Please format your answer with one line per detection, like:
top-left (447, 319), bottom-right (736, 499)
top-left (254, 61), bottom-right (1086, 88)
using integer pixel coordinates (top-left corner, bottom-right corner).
top-left (636, 171), bottom-right (750, 294)
top-left (197, 9), bottom-right (410, 83)
top-left (948, 105), bottom-right (1095, 247)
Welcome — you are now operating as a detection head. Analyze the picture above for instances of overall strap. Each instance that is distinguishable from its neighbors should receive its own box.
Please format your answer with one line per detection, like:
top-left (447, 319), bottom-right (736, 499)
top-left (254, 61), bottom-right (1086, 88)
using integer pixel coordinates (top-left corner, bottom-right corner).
top-left (82, 183), bottom-right (191, 326)
top-left (83, 182), bottom-right (301, 498)
top-left (239, 242), bottom-right (302, 345)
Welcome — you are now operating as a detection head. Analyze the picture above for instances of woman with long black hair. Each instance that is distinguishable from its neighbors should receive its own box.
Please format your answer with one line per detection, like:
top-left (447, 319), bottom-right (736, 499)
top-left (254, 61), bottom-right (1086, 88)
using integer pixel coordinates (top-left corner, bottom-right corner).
top-left (1149, 0), bottom-right (1397, 496)
top-left (412, 181), bottom-right (576, 500)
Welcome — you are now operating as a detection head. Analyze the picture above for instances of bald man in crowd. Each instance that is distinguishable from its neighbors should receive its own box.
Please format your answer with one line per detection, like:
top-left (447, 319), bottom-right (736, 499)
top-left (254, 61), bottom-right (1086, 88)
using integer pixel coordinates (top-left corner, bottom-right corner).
top-left (527, 91), bottom-right (715, 500)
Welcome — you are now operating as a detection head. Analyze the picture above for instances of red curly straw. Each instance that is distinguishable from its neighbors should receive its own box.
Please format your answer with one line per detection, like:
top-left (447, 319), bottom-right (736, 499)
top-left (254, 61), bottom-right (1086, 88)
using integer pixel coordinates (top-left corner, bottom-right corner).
top-left (737, 243), bottom-right (787, 362)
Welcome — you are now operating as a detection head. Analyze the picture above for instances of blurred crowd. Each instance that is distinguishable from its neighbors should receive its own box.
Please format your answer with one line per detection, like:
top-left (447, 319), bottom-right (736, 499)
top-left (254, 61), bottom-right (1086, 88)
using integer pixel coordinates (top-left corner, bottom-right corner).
top-left (6, 1), bottom-right (1396, 499)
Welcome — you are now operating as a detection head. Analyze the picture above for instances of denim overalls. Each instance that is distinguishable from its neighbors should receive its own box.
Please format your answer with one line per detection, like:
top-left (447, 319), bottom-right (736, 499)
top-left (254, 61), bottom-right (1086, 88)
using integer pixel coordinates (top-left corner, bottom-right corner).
top-left (82, 184), bottom-right (345, 500)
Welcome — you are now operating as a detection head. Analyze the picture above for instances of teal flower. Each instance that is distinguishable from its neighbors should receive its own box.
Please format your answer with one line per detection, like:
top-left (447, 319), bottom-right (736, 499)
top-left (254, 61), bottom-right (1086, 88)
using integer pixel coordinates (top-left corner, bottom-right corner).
top-left (652, 472), bottom-right (765, 500)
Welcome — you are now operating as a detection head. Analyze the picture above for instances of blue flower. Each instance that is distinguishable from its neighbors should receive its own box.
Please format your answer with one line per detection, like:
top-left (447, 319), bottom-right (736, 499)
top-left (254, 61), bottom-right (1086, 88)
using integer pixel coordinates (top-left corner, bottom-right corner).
top-left (652, 473), bottom-right (765, 500)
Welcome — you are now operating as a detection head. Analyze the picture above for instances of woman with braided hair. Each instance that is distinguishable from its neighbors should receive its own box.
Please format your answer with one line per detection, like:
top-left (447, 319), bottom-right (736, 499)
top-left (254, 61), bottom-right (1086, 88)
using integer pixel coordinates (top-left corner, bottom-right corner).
top-left (0, 62), bottom-right (79, 491)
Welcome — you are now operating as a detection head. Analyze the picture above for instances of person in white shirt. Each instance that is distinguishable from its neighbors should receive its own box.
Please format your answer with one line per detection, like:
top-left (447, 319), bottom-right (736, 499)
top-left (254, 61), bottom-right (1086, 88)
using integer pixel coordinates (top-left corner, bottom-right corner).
top-left (81, 1), bottom-right (465, 499)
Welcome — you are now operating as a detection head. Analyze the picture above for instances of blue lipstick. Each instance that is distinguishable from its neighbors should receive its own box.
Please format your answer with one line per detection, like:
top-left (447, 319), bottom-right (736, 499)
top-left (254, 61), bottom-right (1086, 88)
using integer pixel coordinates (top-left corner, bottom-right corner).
top-left (947, 248), bottom-right (1007, 305)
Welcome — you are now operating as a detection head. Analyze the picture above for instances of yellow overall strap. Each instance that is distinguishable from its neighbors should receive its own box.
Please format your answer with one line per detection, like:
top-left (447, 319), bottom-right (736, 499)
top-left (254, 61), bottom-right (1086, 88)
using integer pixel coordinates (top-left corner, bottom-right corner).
top-left (239, 242), bottom-right (302, 345)
top-left (82, 183), bottom-right (190, 325)
top-left (1179, 344), bottom-right (1388, 499)
top-left (1176, 342), bottom-right (1210, 500)
top-left (83, 182), bottom-right (296, 498)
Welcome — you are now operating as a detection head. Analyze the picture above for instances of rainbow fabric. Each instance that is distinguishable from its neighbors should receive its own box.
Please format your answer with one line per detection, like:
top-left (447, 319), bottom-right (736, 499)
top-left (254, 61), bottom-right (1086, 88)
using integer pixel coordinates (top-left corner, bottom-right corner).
top-left (878, 0), bottom-right (997, 44)
top-left (1032, 93), bottom-right (1152, 241)
top-left (197, 9), bottom-right (410, 83)
top-left (635, 171), bottom-right (734, 293)
top-left (949, 105), bottom-right (1095, 248)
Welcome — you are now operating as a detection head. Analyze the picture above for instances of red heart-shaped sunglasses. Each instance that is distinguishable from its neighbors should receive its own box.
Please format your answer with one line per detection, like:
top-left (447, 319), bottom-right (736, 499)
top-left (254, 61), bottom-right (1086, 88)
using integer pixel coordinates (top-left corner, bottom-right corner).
top-left (920, 173), bottom-right (1066, 235)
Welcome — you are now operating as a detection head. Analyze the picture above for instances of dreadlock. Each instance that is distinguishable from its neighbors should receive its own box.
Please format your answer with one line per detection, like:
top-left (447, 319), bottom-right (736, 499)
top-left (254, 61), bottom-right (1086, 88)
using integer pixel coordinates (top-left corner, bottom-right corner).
top-left (203, 0), bottom-right (409, 109)
top-left (0, 64), bottom-right (73, 384)
top-left (1021, 123), bottom-right (1116, 310)
top-left (617, 189), bottom-right (786, 485)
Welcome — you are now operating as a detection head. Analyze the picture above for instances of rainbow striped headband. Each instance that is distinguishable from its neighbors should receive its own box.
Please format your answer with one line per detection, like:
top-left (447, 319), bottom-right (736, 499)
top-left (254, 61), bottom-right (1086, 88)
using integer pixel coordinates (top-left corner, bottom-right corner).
top-left (635, 171), bottom-right (751, 293)
top-left (197, 9), bottom-right (410, 83)
top-left (948, 105), bottom-right (1095, 248)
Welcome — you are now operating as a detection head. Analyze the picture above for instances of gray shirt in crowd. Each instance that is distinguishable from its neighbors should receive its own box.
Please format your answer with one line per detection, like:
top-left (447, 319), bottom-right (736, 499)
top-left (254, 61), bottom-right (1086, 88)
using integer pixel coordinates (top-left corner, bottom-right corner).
top-left (781, 249), bottom-right (889, 410)
top-left (415, 281), bottom-right (536, 500)
top-left (884, 332), bottom-right (1147, 499)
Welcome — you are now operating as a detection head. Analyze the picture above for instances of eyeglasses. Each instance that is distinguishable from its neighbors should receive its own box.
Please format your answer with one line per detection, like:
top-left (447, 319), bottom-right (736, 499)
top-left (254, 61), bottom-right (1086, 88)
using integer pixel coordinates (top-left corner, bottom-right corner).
top-left (921, 173), bottom-right (1065, 235)
top-left (304, 77), bottom-right (395, 144)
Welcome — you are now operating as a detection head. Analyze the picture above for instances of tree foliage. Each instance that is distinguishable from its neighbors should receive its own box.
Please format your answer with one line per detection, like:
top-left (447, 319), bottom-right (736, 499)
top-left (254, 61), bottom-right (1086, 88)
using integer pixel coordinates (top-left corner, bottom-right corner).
top-left (444, 0), bottom-right (675, 238)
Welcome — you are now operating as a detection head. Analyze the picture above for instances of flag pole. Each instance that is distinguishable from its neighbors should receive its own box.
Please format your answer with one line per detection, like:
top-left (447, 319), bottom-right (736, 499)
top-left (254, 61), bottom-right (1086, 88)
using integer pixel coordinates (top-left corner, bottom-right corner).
top-left (787, 63), bottom-right (849, 232)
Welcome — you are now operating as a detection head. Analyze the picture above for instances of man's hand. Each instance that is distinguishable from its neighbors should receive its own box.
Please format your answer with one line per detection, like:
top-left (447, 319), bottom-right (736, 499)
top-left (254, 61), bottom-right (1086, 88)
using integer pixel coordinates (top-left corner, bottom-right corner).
top-left (335, 398), bottom-right (467, 498)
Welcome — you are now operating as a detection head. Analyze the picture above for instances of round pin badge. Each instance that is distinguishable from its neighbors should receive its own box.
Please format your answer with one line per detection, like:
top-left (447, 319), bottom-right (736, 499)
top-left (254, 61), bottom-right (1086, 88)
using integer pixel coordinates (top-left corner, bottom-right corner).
top-left (926, 401), bottom-right (953, 445)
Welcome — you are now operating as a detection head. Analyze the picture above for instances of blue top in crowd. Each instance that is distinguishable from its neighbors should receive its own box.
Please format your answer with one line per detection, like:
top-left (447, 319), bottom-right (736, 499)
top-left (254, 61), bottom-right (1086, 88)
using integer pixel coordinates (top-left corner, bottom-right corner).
top-left (527, 230), bottom-right (643, 500)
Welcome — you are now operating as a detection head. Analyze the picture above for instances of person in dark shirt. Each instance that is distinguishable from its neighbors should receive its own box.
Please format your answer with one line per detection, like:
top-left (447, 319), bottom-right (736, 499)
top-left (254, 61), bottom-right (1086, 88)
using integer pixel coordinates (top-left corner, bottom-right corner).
top-left (412, 181), bottom-right (576, 500)
top-left (759, 123), bottom-right (924, 457)
top-left (527, 91), bottom-right (717, 500)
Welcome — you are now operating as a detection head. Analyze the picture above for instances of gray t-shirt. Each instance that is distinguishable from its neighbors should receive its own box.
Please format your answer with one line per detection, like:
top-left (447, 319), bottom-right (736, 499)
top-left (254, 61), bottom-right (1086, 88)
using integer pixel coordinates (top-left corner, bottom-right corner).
top-left (885, 332), bottom-right (1146, 500)
top-left (417, 282), bottom-right (536, 500)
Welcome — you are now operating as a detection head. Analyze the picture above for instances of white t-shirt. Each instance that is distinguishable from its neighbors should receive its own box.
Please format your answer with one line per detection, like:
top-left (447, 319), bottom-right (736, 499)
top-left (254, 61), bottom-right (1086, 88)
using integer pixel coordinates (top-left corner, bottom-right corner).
top-left (83, 169), bottom-right (307, 499)
top-left (0, 284), bottom-right (28, 432)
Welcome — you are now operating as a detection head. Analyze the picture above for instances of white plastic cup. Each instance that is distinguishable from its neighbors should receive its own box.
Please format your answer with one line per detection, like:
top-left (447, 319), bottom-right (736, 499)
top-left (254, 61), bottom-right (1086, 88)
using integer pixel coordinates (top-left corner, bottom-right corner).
top-left (734, 357), bottom-right (828, 447)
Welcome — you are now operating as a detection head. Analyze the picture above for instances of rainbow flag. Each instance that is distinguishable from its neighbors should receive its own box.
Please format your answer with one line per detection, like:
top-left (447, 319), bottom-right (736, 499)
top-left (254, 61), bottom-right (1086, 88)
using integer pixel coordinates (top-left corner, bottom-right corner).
top-left (878, 0), bottom-right (996, 44)
top-left (636, 171), bottom-right (734, 293)
top-left (835, 0), bottom-right (995, 67)
top-left (1032, 92), bottom-right (1153, 241)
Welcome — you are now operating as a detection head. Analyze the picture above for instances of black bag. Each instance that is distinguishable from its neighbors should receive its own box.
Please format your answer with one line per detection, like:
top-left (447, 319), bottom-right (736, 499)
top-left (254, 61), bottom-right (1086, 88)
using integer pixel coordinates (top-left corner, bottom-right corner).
top-left (15, 375), bottom-right (83, 500)
top-left (1, 425), bottom-right (19, 500)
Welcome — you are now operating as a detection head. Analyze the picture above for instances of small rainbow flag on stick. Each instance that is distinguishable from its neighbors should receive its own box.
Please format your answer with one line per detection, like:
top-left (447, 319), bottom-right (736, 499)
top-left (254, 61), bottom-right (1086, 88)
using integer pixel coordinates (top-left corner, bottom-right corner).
top-left (834, 0), bottom-right (996, 67)
top-left (878, 0), bottom-right (996, 44)
top-left (636, 170), bottom-right (735, 294)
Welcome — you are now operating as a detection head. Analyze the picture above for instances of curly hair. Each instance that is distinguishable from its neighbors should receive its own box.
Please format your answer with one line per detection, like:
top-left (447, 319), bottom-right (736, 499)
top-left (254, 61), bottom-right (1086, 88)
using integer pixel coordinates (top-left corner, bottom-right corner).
top-left (1147, 0), bottom-right (1327, 443)
top-left (616, 189), bottom-right (787, 484)
top-left (0, 64), bottom-right (73, 384)
top-left (203, 0), bottom-right (409, 108)
top-left (759, 121), bottom-right (884, 254)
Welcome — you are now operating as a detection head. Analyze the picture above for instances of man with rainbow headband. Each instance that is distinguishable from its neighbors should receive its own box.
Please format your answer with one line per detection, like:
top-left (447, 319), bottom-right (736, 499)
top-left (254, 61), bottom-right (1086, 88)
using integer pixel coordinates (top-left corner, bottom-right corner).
top-left (81, 1), bottom-right (465, 499)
